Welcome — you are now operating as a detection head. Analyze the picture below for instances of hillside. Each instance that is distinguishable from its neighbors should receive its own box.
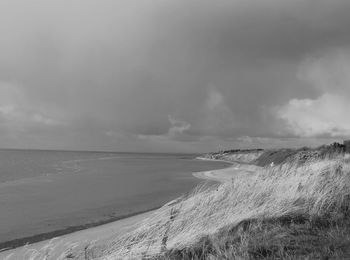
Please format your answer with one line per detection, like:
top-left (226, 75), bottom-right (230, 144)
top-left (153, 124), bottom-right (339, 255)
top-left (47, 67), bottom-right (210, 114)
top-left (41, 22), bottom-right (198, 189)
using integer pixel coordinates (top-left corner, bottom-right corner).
top-left (201, 140), bottom-right (350, 167)
top-left (77, 158), bottom-right (350, 259)
top-left (255, 141), bottom-right (350, 167)
top-left (200, 149), bottom-right (264, 164)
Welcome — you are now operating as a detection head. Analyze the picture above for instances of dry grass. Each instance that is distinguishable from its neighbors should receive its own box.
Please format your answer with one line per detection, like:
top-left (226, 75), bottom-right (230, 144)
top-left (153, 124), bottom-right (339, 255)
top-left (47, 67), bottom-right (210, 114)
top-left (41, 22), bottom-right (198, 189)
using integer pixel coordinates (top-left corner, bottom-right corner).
top-left (156, 215), bottom-right (350, 259)
top-left (2, 238), bottom-right (86, 260)
top-left (88, 158), bottom-right (350, 259)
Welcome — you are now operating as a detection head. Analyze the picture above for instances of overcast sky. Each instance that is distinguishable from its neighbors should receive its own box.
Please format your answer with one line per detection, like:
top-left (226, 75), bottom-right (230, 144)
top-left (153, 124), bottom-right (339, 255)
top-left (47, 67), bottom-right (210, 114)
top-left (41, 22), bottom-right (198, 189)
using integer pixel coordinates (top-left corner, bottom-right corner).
top-left (0, 0), bottom-right (349, 153)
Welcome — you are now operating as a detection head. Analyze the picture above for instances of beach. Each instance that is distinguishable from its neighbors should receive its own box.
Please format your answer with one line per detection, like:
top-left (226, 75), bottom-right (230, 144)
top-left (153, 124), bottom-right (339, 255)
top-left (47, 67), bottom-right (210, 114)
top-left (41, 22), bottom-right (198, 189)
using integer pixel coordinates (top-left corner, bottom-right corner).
top-left (0, 161), bottom-right (244, 260)
top-left (193, 162), bottom-right (259, 183)
top-left (0, 211), bottom-right (155, 259)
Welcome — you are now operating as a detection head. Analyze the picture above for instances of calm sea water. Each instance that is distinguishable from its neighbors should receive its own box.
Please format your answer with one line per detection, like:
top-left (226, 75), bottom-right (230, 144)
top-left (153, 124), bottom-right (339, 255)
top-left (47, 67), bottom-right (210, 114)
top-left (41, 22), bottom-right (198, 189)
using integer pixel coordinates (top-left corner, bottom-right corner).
top-left (0, 150), bottom-right (230, 247)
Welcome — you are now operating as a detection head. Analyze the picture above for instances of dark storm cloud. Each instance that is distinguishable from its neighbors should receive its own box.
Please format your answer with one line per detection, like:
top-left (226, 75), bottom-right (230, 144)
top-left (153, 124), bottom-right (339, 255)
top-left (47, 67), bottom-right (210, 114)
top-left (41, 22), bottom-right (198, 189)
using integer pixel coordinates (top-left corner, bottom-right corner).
top-left (0, 0), bottom-right (350, 152)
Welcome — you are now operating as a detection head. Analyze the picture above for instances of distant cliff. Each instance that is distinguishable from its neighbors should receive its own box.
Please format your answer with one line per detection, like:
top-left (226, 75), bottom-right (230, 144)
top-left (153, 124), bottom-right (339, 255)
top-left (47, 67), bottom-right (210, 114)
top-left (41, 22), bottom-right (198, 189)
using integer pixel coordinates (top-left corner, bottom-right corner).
top-left (199, 149), bottom-right (264, 164)
top-left (201, 140), bottom-right (350, 166)
top-left (255, 140), bottom-right (350, 166)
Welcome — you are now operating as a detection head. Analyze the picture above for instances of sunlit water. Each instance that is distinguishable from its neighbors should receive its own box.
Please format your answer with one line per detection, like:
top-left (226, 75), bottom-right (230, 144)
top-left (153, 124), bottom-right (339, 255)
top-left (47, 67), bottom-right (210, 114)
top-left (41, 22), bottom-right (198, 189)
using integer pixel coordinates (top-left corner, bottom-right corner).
top-left (0, 150), bottom-right (230, 247)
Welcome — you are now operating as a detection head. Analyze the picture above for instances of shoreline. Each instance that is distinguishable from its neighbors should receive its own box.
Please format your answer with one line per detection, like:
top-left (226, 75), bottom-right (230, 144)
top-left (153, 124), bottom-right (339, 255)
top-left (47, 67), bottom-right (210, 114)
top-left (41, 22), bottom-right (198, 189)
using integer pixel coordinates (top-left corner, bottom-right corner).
top-left (195, 156), bottom-right (255, 165)
top-left (195, 156), bottom-right (235, 164)
top-left (0, 210), bottom-right (158, 259)
top-left (0, 207), bottom-right (161, 252)
top-left (0, 161), bottom-right (238, 259)
top-left (193, 164), bottom-right (258, 183)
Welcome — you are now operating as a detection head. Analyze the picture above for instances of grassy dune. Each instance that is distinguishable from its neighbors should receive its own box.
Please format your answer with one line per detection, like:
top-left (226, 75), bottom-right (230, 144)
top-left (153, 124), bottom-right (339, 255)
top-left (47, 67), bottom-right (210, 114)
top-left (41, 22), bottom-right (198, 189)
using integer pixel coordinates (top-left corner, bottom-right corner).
top-left (8, 155), bottom-right (350, 259)
top-left (156, 160), bottom-right (350, 260)
top-left (77, 157), bottom-right (350, 259)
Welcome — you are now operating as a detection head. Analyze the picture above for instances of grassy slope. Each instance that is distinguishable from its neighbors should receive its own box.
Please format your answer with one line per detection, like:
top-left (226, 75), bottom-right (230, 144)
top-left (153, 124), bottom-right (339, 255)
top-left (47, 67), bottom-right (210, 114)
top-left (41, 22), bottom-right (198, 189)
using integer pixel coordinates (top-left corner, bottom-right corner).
top-left (204, 141), bottom-right (350, 167)
top-left (158, 215), bottom-right (350, 259)
top-left (254, 141), bottom-right (350, 167)
top-left (155, 160), bottom-right (350, 260)
top-left (85, 158), bottom-right (350, 259)
top-left (254, 149), bottom-right (300, 166)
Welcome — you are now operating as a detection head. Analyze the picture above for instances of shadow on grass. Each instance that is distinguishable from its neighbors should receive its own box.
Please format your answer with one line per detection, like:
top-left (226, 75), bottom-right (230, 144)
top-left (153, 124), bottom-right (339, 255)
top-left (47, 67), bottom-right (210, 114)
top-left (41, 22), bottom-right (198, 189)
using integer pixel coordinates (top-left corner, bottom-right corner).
top-left (154, 214), bottom-right (350, 260)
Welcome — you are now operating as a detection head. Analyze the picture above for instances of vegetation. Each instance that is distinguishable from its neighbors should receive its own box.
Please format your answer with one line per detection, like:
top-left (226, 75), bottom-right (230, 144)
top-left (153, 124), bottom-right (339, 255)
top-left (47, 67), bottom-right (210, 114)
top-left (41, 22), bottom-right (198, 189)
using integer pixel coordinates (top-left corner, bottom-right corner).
top-left (85, 157), bottom-right (350, 259)
top-left (255, 140), bottom-right (350, 167)
top-left (203, 140), bottom-right (350, 167)
top-left (156, 215), bottom-right (350, 259)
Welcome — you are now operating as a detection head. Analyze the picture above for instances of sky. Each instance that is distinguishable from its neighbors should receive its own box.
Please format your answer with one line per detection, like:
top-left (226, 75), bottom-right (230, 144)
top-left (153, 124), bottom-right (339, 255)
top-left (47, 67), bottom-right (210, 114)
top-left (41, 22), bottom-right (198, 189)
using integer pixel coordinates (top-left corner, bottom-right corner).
top-left (0, 0), bottom-right (350, 153)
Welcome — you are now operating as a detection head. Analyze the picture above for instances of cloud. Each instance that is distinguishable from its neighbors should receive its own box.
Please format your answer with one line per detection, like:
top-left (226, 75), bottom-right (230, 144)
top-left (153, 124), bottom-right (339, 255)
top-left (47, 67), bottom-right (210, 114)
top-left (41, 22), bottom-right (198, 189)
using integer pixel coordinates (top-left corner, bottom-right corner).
top-left (0, 81), bottom-right (63, 131)
top-left (297, 48), bottom-right (350, 95)
top-left (192, 89), bottom-right (236, 136)
top-left (138, 115), bottom-right (191, 142)
top-left (279, 94), bottom-right (350, 137)
top-left (167, 115), bottom-right (191, 136)
top-left (1, 1), bottom-right (350, 151)
top-left (279, 48), bottom-right (350, 138)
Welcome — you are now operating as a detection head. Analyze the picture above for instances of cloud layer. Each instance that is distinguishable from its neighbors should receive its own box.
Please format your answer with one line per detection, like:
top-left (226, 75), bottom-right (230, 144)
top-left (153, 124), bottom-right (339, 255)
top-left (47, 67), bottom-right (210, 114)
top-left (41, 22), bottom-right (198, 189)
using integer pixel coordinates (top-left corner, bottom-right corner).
top-left (0, 0), bottom-right (350, 152)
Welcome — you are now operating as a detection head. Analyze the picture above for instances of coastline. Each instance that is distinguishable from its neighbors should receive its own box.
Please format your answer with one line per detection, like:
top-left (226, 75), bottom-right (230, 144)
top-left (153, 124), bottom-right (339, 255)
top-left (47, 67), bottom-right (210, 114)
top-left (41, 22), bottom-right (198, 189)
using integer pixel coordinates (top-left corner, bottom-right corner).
top-left (0, 210), bottom-right (157, 259)
top-left (0, 160), bottom-right (238, 259)
top-left (194, 156), bottom-right (259, 182)
top-left (0, 207), bottom-right (161, 252)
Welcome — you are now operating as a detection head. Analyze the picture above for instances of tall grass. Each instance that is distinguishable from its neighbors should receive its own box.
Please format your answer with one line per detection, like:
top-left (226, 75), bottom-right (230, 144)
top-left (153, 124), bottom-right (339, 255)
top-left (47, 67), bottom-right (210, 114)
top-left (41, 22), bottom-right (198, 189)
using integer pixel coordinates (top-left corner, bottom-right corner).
top-left (97, 158), bottom-right (350, 259)
top-left (2, 238), bottom-right (84, 260)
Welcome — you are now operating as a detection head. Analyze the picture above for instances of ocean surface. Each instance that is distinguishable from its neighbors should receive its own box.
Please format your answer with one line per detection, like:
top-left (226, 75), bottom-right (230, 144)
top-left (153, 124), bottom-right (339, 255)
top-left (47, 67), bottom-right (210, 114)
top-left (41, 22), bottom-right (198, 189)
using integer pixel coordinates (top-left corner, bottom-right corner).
top-left (0, 150), bottom-right (230, 248)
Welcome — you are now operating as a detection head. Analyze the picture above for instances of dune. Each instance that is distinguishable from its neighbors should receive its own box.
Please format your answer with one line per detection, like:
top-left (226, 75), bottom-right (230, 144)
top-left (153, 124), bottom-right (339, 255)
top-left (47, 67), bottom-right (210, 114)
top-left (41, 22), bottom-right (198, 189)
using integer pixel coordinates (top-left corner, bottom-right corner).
top-left (93, 158), bottom-right (350, 259)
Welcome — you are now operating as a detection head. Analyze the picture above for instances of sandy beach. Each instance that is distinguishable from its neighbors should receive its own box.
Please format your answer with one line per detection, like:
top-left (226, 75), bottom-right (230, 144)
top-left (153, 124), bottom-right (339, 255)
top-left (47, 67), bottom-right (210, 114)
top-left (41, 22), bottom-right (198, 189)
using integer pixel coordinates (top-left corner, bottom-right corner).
top-left (193, 163), bottom-right (258, 183)
top-left (0, 162), bottom-right (251, 260)
top-left (0, 210), bottom-right (155, 259)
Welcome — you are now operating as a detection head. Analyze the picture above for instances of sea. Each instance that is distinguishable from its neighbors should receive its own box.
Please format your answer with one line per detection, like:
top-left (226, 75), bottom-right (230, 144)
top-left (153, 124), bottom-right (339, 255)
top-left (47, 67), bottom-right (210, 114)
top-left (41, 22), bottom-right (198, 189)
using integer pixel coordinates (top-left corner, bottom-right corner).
top-left (0, 149), bottom-right (230, 249)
